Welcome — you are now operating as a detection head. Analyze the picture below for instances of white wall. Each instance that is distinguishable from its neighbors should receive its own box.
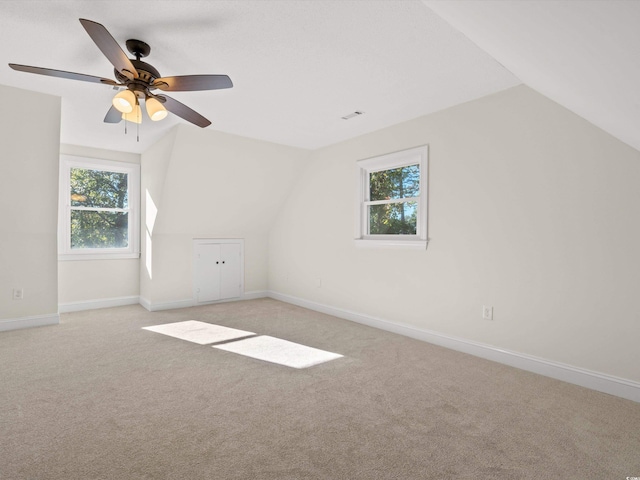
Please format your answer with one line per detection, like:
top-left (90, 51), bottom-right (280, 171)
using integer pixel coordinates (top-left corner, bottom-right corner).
top-left (57, 144), bottom-right (141, 308)
top-left (139, 128), bottom-right (177, 308)
top-left (0, 84), bottom-right (60, 329)
top-left (141, 125), bottom-right (309, 308)
top-left (268, 85), bottom-right (640, 383)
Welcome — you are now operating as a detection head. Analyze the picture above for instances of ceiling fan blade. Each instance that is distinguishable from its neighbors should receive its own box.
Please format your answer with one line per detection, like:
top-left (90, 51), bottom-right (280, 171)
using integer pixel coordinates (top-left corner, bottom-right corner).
top-left (8, 63), bottom-right (118, 86)
top-left (153, 75), bottom-right (233, 92)
top-left (104, 105), bottom-right (122, 123)
top-left (160, 95), bottom-right (211, 128)
top-left (79, 18), bottom-right (138, 79)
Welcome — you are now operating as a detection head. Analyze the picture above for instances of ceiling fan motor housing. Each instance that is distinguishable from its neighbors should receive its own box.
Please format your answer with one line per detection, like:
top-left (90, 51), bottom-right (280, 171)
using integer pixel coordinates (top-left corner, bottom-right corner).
top-left (114, 39), bottom-right (161, 96)
top-left (126, 39), bottom-right (150, 58)
top-left (115, 58), bottom-right (161, 96)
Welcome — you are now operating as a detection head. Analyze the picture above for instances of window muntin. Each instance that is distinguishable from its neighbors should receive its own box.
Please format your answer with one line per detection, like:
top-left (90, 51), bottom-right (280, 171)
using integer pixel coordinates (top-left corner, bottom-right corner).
top-left (59, 156), bottom-right (140, 260)
top-left (356, 146), bottom-right (428, 247)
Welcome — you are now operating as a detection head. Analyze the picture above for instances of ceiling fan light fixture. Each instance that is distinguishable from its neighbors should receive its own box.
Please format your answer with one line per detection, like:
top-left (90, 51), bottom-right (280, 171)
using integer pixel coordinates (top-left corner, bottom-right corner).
top-left (122, 103), bottom-right (142, 124)
top-left (146, 97), bottom-right (168, 121)
top-left (112, 89), bottom-right (136, 114)
top-left (10, 19), bottom-right (225, 130)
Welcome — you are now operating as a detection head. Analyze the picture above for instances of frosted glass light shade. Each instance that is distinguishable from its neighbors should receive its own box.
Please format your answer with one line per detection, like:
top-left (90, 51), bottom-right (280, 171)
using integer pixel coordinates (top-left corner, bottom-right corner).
top-left (112, 90), bottom-right (136, 113)
top-left (146, 97), bottom-right (168, 121)
top-left (122, 104), bottom-right (142, 124)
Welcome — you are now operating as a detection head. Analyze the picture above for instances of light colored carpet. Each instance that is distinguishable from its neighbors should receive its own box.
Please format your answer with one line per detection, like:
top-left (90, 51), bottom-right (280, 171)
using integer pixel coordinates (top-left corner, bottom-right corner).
top-left (1, 298), bottom-right (639, 479)
top-left (213, 335), bottom-right (343, 368)
top-left (142, 319), bottom-right (254, 345)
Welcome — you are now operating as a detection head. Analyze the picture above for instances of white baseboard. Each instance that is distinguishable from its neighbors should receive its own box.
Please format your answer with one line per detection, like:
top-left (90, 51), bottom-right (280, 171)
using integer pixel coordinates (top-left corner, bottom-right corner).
top-left (59, 296), bottom-right (140, 313)
top-left (139, 297), bottom-right (194, 312)
top-left (139, 296), bottom-right (151, 311)
top-left (268, 291), bottom-right (640, 403)
top-left (243, 290), bottom-right (268, 300)
top-left (0, 313), bottom-right (59, 332)
top-left (139, 291), bottom-right (268, 312)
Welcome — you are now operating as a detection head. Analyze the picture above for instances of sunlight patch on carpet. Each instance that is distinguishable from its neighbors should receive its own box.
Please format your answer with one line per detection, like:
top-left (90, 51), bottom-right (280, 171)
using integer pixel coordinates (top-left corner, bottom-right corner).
top-left (213, 335), bottom-right (343, 369)
top-left (143, 320), bottom-right (254, 345)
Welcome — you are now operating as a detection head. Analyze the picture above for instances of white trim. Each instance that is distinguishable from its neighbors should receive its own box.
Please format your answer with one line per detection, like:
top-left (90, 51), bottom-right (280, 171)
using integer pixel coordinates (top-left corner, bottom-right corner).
top-left (0, 313), bottom-right (59, 332)
top-left (59, 155), bottom-right (141, 260)
top-left (139, 296), bottom-right (152, 311)
top-left (193, 238), bottom-right (245, 304)
top-left (59, 252), bottom-right (140, 261)
top-left (357, 146), bottom-right (427, 171)
top-left (71, 206), bottom-right (129, 213)
top-left (59, 296), bottom-right (140, 313)
top-left (139, 291), bottom-right (268, 312)
top-left (354, 239), bottom-right (428, 249)
top-left (366, 196), bottom-right (420, 207)
top-left (244, 290), bottom-right (268, 300)
top-left (355, 145), bottom-right (429, 245)
top-left (139, 297), bottom-right (195, 312)
top-left (267, 291), bottom-right (640, 403)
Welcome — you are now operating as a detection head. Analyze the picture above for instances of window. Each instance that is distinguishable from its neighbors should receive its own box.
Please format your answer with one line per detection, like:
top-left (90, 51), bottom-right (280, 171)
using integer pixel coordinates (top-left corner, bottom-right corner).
top-left (59, 155), bottom-right (140, 260)
top-left (355, 145), bottom-right (428, 248)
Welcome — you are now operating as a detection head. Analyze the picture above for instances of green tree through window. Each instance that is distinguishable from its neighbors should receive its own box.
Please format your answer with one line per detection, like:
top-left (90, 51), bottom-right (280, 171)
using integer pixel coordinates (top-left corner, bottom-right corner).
top-left (355, 145), bottom-right (428, 246)
top-left (70, 168), bottom-right (129, 248)
top-left (369, 164), bottom-right (420, 235)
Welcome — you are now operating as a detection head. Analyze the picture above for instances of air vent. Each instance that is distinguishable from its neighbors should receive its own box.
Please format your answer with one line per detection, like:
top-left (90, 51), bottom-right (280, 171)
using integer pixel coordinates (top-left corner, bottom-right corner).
top-left (341, 111), bottom-right (364, 120)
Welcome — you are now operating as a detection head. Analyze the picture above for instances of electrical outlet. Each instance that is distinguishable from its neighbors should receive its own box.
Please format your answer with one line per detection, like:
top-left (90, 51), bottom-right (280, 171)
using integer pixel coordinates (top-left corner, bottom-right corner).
top-left (482, 305), bottom-right (493, 320)
top-left (13, 288), bottom-right (24, 301)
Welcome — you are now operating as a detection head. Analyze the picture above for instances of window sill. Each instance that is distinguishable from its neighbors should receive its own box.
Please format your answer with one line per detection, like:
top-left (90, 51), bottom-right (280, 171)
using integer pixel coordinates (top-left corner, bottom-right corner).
top-left (354, 239), bottom-right (428, 249)
top-left (59, 252), bottom-right (140, 261)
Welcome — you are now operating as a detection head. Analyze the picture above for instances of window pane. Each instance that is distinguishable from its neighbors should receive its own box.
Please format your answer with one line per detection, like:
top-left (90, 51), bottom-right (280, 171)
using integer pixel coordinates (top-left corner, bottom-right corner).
top-left (370, 164), bottom-right (419, 201)
top-left (70, 168), bottom-right (128, 209)
top-left (70, 211), bottom-right (129, 249)
top-left (369, 201), bottom-right (417, 235)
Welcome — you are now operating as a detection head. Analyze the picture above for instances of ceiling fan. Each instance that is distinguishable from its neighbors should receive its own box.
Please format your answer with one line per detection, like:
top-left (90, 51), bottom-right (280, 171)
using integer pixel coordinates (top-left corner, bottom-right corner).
top-left (8, 18), bottom-right (232, 128)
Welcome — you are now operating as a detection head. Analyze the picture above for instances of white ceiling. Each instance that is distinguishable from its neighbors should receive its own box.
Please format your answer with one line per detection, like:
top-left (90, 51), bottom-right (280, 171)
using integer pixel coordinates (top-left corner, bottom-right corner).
top-left (0, 0), bottom-right (519, 153)
top-left (0, 1), bottom-right (637, 155)
top-left (425, 0), bottom-right (640, 152)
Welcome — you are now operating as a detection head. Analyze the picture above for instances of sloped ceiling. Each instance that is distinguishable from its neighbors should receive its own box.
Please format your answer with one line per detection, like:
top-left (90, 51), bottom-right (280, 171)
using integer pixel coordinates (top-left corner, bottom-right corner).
top-left (425, 0), bottom-right (640, 152)
top-left (0, 0), bottom-right (518, 153)
top-left (1, 1), bottom-right (636, 155)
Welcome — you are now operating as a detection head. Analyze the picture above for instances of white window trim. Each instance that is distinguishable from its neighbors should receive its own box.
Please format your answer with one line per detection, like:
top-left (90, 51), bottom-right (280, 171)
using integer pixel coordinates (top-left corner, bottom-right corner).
top-left (354, 145), bottom-right (429, 249)
top-left (58, 155), bottom-right (140, 261)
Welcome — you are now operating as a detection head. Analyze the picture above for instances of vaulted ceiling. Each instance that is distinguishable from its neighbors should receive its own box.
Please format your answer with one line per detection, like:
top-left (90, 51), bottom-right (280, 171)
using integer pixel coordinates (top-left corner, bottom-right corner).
top-left (0, 1), bottom-right (636, 154)
top-left (425, 0), bottom-right (640, 153)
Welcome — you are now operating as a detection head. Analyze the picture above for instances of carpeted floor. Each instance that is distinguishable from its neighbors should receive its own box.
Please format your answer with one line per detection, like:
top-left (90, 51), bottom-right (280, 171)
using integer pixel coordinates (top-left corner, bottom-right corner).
top-left (1, 298), bottom-right (639, 479)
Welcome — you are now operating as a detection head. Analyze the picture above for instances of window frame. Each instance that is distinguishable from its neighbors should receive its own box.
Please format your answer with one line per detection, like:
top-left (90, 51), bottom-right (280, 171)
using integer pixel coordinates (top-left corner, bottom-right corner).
top-left (58, 155), bottom-right (140, 261)
top-left (355, 145), bottom-right (429, 248)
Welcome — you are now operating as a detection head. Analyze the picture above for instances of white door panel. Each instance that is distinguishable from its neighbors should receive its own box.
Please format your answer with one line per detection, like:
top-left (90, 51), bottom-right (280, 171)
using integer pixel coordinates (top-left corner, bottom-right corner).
top-left (194, 243), bottom-right (221, 302)
top-left (220, 243), bottom-right (241, 300)
top-left (193, 239), bottom-right (243, 304)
